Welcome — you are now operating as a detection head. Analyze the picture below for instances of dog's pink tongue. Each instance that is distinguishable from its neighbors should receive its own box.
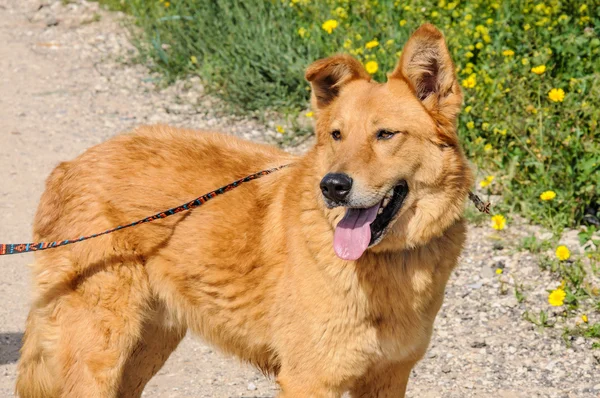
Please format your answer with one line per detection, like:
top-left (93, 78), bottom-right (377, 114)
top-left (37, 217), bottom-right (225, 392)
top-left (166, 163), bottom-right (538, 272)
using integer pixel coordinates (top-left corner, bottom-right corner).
top-left (333, 204), bottom-right (380, 261)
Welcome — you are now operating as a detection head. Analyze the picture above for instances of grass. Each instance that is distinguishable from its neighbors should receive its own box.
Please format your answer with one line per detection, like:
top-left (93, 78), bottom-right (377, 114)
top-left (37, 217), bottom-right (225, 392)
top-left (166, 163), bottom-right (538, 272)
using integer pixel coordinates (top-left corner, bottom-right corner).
top-left (96, 0), bottom-right (600, 233)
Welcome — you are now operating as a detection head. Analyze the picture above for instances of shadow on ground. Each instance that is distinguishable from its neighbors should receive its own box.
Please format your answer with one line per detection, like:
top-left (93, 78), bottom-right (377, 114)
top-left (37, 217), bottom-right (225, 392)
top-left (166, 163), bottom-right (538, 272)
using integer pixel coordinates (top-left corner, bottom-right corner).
top-left (0, 332), bottom-right (23, 365)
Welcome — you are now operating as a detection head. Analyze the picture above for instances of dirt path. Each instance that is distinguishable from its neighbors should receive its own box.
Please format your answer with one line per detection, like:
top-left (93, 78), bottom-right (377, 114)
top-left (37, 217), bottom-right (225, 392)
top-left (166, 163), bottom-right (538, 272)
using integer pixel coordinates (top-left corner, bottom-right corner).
top-left (0, 1), bottom-right (597, 397)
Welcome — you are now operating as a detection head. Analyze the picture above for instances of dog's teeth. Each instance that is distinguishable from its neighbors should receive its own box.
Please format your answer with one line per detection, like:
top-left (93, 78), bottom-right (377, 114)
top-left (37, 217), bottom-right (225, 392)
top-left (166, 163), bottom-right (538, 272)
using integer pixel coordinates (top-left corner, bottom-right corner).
top-left (382, 197), bottom-right (390, 208)
top-left (377, 207), bottom-right (384, 215)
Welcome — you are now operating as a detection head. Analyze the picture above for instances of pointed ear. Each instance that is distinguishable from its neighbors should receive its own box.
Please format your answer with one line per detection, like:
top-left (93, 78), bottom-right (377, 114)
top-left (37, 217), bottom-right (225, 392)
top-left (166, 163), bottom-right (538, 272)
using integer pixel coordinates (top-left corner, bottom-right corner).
top-left (305, 54), bottom-right (370, 110)
top-left (390, 24), bottom-right (462, 132)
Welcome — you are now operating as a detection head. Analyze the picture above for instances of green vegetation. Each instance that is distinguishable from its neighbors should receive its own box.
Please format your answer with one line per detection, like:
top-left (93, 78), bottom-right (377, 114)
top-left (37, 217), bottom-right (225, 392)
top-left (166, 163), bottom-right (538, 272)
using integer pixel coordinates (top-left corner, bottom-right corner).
top-left (97, 0), bottom-right (599, 231)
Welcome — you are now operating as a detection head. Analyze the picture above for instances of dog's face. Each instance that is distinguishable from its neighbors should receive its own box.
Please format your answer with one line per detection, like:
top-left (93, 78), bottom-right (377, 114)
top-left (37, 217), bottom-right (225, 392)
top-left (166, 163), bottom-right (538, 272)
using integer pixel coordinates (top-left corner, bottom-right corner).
top-left (306, 24), bottom-right (473, 260)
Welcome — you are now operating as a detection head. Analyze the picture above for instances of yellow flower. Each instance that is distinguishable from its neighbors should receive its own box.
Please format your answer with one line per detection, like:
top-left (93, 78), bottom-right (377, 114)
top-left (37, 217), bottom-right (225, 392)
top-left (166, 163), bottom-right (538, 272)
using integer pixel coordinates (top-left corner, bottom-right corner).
top-left (579, 4), bottom-right (588, 13)
top-left (548, 88), bottom-right (565, 102)
top-left (431, 11), bottom-right (439, 18)
top-left (466, 121), bottom-right (475, 129)
top-left (522, 58), bottom-right (529, 65)
top-left (365, 61), bottom-right (378, 74)
top-left (322, 19), bottom-right (338, 34)
top-left (540, 190), bottom-right (556, 201)
top-left (484, 143), bottom-right (492, 152)
top-left (164, 1), bottom-right (170, 7)
top-left (365, 40), bottom-right (379, 49)
top-left (480, 175), bottom-right (494, 188)
top-left (464, 105), bottom-right (472, 113)
top-left (483, 34), bottom-right (491, 43)
top-left (475, 42), bottom-right (484, 50)
top-left (548, 288), bottom-right (566, 306)
top-left (555, 245), bottom-right (570, 261)
top-left (491, 214), bottom-right (506, 230)
top-left (524, 23), bottom-right (531, 31)
top-left (276, 125), bottom-right (285, 134)
top-left (582, 314), bottom-right (588, 323)
top-left (486, 18), bottom-right (494, 25)
top-left (399, 19), bottom-right (407, 27)
top-left (305, 111), bottom-right (314, 118)
top-left (531, 65), bottom-right (546, 74)
top-left (465, 51), bottom-right (474, 58)
top-left (475, 137), bottom-right (483, 144)
top-left (334, 6), bottom-right (348, 19)
top-left (385, 39), bottom-right (394, 46)
top-left (462, 73), bottom-right (476, 88)
top-left (481, 122), bottom-right (489, 131)
top-left (298, 27), bottom-right (307, 38)
top-left (190, 55), bottom-right (198, 64)
top-left (495, 268), bottom-right (503, 275)
top-left (343, 39), bottom-right (352, 49)
top-left (465, 14), bottom-right (472, 21)
top-left (502, 49), bottom-right (515, 57)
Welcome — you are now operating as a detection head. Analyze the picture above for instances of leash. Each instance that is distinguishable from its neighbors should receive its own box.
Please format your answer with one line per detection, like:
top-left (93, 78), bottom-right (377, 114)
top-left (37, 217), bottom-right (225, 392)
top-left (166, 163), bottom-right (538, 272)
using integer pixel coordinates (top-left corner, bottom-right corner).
top-left (0, 163), bottom-right (489, 256)
top-left (0, 164), bottom-right (291, 256)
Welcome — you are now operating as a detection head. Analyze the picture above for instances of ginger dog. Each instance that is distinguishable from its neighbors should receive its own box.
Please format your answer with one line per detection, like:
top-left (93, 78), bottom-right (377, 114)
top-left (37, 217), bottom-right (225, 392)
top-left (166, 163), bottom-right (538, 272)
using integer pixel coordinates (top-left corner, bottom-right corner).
top-left (17, 24), bottom-right (472, 397)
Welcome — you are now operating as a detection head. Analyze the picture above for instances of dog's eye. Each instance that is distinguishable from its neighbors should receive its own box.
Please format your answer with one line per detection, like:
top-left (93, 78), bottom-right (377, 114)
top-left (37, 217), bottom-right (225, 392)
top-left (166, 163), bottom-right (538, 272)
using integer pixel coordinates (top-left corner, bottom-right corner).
top-left (376, 130), bottom-right (397, 140)
top-left (331, 130), bottom-right (342, 141)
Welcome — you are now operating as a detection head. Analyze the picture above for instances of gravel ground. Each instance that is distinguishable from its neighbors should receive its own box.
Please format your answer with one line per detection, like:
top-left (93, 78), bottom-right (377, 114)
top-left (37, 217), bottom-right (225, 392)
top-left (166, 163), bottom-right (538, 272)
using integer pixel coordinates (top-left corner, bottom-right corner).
top-left (0, 1), bottom-right (598, 397)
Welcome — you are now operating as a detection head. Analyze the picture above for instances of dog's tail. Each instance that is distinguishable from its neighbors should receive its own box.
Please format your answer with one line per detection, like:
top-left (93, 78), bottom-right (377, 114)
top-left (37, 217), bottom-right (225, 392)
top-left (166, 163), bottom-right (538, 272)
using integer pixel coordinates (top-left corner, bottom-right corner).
top-left (16, 310), bottom-right (59, 398)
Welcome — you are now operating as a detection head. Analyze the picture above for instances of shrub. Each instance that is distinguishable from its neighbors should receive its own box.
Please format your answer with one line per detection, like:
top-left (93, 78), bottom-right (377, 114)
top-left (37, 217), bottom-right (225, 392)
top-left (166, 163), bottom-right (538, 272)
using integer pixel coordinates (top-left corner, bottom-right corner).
top-left (102, 0), bottom-right (599, 230)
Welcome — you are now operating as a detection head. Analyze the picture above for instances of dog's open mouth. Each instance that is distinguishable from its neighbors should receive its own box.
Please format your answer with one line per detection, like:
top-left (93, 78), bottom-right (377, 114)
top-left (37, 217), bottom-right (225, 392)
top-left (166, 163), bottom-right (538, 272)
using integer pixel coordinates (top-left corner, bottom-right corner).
top-left (333, 180), bottom-right (409, 261)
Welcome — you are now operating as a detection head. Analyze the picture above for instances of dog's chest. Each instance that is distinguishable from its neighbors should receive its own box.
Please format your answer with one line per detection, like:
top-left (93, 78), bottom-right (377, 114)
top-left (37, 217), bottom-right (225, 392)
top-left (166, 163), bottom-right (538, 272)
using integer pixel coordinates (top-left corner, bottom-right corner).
top-left (355, 260), bottom-right (445, 362)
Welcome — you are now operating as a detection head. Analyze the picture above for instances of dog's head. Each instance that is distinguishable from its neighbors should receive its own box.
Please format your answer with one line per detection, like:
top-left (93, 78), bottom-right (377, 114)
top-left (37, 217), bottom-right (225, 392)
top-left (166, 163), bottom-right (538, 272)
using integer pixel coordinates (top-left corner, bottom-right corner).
top-left (306, 24), bottom-right (473, 260)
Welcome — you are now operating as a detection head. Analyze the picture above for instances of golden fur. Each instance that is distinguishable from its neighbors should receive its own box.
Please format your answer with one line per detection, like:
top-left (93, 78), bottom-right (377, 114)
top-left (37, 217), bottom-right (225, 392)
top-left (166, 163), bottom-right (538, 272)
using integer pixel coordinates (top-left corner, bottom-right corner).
top-left (17, 24), bottom-right (473, 397)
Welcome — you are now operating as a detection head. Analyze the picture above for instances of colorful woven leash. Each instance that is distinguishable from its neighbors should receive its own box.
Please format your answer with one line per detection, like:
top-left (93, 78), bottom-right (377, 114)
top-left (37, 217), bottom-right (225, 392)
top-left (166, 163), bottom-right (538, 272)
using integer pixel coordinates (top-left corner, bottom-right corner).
top-left (0, 162), bottom-right (490, 257)
top-left (0, 164), bottom-right (291, 256)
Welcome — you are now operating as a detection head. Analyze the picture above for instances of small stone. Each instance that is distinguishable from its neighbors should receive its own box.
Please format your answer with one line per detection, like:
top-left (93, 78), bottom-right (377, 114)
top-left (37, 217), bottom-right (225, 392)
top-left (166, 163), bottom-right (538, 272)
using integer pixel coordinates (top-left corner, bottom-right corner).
top-left (46, 16), bottom-right (59, 27)
top-left (471, 340), bottom-right (487, 348)
top-left (247, 382), bottom-right (257, 391)
top-left (467, 281), bottom-right (483, 289)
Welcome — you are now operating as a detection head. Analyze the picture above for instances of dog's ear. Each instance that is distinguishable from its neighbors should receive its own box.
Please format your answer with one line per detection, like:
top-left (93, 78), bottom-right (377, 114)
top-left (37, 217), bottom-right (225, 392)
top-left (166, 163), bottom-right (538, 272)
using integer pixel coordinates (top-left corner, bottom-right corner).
top-left (305, 54), bottom-right (370, 110)
top-left (390, 24), bottom-right (462, 141)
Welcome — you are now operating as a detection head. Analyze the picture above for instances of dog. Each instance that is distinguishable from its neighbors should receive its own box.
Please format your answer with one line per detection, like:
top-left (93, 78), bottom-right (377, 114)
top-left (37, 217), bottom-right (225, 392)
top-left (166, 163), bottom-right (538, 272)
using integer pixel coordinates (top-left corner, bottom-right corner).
top-left (16, 24), bottom-right (473, 397)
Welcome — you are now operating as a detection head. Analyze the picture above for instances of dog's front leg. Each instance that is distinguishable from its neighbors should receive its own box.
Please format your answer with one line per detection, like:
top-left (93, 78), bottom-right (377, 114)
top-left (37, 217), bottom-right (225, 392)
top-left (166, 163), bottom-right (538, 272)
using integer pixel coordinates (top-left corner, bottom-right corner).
top-left (348, 360), bottom-right (418, 398)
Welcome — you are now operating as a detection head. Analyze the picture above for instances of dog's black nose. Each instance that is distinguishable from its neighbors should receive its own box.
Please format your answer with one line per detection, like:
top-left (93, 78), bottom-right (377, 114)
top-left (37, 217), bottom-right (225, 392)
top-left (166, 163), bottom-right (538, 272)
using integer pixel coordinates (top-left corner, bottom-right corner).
top-left (320, 173), bottom-right (353, 203)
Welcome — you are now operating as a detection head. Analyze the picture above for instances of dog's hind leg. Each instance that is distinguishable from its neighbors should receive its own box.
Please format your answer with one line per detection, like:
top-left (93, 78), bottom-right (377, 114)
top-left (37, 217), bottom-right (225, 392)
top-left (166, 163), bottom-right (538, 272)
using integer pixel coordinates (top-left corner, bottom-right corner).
top-left (117, 305), bottom-right (186, 397)
top-left (16, 254), bottom-right (162, 398)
